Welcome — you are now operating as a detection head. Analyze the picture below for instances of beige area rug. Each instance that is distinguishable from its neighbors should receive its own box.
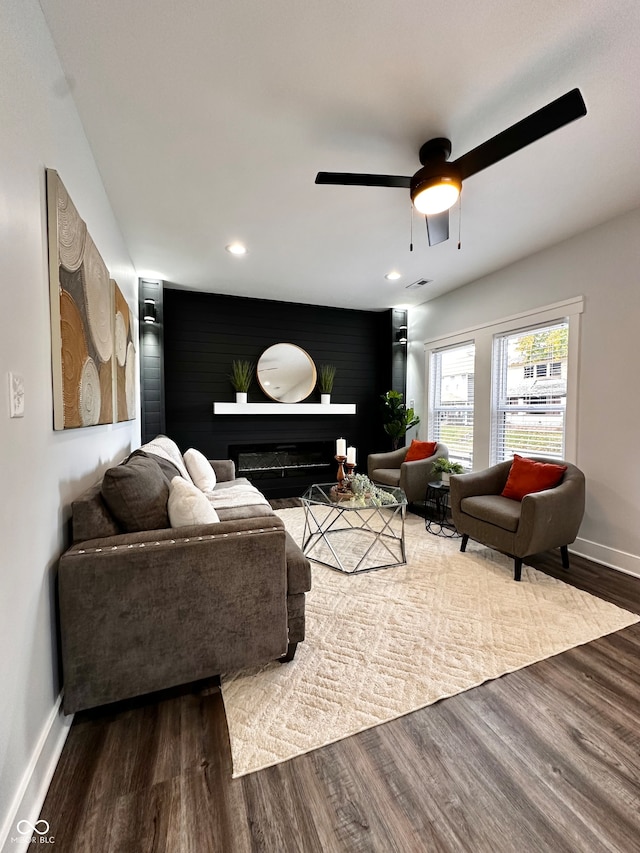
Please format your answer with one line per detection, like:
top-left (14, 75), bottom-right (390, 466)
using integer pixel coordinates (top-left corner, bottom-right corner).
top-left (221, 508), bottom-right (639, 778)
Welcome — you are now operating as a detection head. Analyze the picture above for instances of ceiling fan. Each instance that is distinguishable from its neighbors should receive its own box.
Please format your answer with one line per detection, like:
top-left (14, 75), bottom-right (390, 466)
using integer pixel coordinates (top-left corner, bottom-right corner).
top-left (315, 88), bottom-right (587, 246)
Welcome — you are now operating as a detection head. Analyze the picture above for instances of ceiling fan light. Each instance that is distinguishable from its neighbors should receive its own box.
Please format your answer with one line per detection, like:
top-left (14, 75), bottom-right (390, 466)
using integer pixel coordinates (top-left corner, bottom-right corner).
top-left (411, 178), bottom-right (460, 215)
top-left (226, 242), bottom-right (247, 255)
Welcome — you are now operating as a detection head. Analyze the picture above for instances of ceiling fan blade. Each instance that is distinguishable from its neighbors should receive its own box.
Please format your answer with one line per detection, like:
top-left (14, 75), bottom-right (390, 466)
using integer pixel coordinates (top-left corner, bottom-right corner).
top-left (315, 172), bottom-right (411, 188)
top-left (454, 88), bottom-right (587, 181)
top-left (426, 210), bottom-right (449, 245)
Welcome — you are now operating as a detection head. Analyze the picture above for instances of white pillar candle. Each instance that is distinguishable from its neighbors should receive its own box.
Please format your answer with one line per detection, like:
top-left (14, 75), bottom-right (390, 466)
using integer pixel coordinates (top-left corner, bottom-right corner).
top-left (346, 446), bottom-right (356, 464)
top-left (336, 438), bottom-right (346, 456)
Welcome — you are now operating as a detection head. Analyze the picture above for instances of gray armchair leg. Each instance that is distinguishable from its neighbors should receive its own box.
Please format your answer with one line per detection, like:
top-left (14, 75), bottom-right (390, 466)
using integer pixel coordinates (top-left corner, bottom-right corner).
top-left (279, 642), bottom-right (298, 663)
top-left (560, 545), bottom-right (570, 570)
top-left (460, 533), bottom-right (469, 553)
top-left (514, 558), bottom-right (523, 582)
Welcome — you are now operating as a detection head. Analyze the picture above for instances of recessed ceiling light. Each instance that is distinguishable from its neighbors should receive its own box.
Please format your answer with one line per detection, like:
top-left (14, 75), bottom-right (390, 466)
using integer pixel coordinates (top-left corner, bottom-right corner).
top-left (385, 271), bottom-right (401, 281)
top-left (226, 242), bottom-right (247, 255)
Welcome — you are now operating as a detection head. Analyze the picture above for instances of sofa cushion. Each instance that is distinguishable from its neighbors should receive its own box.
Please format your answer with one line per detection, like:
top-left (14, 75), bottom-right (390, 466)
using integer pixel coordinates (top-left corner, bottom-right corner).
top-left (184, 447), bottom-right (217, 492)
top-left (101, 453), bottom-right (171, 532)
top-left (405, 439), bottom-right (438, 462)
top-left (460, 494), bottom-right (522, 533)
top-left (167, 477), bottom-right (220, 527)
top-left (501, 454), bottom-right (567, 501)
top-left (128, 449), bottom-right (182, 482)
top-left (216, 505), bottom-right (276, 521)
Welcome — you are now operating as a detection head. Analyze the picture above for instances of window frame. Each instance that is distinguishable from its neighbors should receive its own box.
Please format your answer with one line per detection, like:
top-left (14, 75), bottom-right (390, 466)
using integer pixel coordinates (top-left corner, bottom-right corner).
top-left (423, 297), bottom-right (583, 471)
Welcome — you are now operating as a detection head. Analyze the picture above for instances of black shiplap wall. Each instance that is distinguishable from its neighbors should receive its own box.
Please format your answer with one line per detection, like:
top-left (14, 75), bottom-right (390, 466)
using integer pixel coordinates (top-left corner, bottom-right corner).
top-left (162, 289), bottom-right (393, 494)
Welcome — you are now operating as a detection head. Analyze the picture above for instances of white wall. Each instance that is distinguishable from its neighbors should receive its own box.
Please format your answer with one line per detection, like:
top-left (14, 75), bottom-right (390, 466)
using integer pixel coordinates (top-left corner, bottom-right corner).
top-left (0, 1), bottom-right (139, 848)
top-left (408, 206), bottom-right (640, 576)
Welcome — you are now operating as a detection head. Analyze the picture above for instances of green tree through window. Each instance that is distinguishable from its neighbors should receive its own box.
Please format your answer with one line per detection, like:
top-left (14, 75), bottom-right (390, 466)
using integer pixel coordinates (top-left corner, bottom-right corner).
top-left (513, 327), bottom-right (568, 365)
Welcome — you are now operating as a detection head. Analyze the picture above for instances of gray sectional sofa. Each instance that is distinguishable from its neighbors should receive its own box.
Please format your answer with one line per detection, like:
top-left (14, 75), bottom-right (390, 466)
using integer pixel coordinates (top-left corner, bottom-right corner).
top-left (58, 436), bottom-right (310, 714)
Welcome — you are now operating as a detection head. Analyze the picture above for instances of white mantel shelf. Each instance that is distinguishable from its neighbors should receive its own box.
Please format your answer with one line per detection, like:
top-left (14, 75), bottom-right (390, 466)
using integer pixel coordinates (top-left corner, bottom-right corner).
top-left (213, 402), bottom-right (357, 415)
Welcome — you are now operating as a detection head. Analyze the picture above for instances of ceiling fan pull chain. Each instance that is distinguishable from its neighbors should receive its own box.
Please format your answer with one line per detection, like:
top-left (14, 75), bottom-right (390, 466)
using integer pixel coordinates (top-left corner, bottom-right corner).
top-left (410, 203), bottom-right (414, 252)
top-left (457, 192), bottom-right (462, 250)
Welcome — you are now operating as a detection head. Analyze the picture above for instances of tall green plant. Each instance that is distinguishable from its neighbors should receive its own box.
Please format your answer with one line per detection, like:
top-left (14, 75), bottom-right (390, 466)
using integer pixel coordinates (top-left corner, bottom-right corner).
top-left (381, 390), bottom-right (420, 449)
top-left (229, 360), bottom-right (255, 392)
top-left (318, 364), bottom-right (336, 394)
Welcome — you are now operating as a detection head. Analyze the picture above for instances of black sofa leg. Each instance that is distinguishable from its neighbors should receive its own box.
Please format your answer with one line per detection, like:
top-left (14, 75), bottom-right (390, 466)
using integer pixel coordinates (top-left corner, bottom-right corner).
top-left (280, 642), bottom-right (298, 663)
top-left (460, 533), bottom-right (469, 553)
top-left (514, 558), bottom-right (523, 582)
top-left (560, 544), bottom-right (570, 570)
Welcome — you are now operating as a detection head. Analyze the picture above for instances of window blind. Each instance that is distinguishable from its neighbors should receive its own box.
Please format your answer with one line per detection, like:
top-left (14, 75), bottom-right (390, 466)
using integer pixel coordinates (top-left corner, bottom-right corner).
top-left (491, 321), bottom-right (568, 463)
top-left (429, 341), bottom-right (475, 468)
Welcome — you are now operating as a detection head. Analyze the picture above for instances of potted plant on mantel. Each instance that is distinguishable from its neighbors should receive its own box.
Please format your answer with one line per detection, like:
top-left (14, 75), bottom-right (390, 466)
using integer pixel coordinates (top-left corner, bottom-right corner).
top-left (432, 457), bottom-right (465, 485)
top-left (229, 360), bottom-right (254, 403)
top-left (318, 364), bottom-right (336, 404)
top-left (381, 390), bottom-right (420, 450)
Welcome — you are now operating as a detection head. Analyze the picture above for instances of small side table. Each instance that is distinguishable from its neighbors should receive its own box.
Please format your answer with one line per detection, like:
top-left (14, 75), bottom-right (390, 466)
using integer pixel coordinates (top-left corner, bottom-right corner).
top-left (424, 481), bottom-right (460, 538)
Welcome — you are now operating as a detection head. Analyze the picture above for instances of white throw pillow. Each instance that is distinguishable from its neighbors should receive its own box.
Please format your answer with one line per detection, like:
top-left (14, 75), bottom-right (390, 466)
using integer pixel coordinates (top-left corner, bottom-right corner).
top-left (183, 447), bottom-right (217, 492)
top-left (168, 477), bottom-right (220, 527)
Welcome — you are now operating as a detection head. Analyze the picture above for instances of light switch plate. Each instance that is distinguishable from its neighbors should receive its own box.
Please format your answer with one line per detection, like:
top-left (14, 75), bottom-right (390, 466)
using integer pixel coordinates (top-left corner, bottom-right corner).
top-left (9, 372), bottom-right (24, 418)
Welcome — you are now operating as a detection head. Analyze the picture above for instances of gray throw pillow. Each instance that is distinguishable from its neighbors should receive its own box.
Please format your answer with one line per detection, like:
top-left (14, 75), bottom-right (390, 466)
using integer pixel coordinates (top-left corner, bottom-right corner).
top-left (101, 453), bottom-right (171, 532)
top-left (127, 449), bottom-right (182, 482)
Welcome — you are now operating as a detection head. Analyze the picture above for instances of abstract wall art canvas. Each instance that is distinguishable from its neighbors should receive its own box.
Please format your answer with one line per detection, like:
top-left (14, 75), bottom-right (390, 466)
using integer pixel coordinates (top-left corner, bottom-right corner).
top-left (113, 279), bottom-right (136, 422)
top-left (46, 169), bottom-right (136, 429)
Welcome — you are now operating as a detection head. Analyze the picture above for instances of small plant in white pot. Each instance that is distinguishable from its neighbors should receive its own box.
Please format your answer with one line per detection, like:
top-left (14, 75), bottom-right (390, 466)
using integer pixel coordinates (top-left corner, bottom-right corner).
top-left (432, 457), bottom-right (465, 485)
top-left (318, 364), bottom-right (336, 404)
top-left (229, 360), bottom-right (254, 403)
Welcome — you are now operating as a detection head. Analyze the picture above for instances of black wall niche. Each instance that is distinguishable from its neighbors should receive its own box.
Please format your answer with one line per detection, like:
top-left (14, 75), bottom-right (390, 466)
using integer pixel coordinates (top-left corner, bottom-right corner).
top-left (162, 289), bottom-right (394, 497)
top-left (138, 279), bottom-right (165, 443)
top-left (391, 307), bottom-right (408, 394)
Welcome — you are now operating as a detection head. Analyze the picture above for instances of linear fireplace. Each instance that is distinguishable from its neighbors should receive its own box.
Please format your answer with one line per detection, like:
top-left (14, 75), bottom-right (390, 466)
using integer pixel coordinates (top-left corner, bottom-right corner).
top-left (228, 440), bottom-right (335, 498)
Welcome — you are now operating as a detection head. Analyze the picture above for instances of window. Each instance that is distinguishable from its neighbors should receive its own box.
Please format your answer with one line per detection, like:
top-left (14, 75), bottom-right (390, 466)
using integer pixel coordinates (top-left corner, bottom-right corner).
top-left (492, 322), bottom-right (568, 462)
top-left (425, 297), bottom-right (581, 471)
top-left (429, 342), bottom-right (475, 468)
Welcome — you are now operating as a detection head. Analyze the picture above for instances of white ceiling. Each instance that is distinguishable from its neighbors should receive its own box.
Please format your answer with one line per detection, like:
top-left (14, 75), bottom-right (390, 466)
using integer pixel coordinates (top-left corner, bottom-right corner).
top-left (38, 0), bottom-right (640, 311)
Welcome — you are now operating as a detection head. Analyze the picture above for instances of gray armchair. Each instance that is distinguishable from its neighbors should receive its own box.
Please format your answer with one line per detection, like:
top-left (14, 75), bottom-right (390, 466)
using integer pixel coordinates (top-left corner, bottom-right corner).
top-left (449, 456), bottom-right (585, 581)
top-left (368, 442), bottom-right (448, 504)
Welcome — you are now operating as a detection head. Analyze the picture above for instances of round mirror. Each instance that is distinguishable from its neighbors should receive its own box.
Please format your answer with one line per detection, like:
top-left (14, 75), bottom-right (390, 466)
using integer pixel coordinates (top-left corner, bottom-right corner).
top-left (257, 343), bottom-right (317, 403)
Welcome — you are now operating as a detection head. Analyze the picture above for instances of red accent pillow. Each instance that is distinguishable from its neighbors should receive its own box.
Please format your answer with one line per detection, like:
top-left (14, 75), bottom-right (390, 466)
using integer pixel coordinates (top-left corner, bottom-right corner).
top-left (501, 454), bottom-right (567, 501)
top-left (404, 440), bottom-right (438, 462)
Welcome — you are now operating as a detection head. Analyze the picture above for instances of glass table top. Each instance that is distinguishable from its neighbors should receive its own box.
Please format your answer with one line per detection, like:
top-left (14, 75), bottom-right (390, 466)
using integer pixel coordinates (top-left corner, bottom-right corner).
top-left (301, 482), bottom-right (406, 509)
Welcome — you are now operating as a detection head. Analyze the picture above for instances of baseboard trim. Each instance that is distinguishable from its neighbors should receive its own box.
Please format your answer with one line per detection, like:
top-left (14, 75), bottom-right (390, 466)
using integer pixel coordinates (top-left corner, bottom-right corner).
top-left (572, 537), bottom-right (640, 580)
top-left (0, 696), bottom-right (73, 853)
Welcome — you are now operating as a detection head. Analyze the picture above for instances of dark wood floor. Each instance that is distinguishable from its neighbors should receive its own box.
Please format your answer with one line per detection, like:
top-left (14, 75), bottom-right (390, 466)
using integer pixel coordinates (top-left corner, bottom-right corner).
top-left (40, 539), bottom-right (640, 853)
